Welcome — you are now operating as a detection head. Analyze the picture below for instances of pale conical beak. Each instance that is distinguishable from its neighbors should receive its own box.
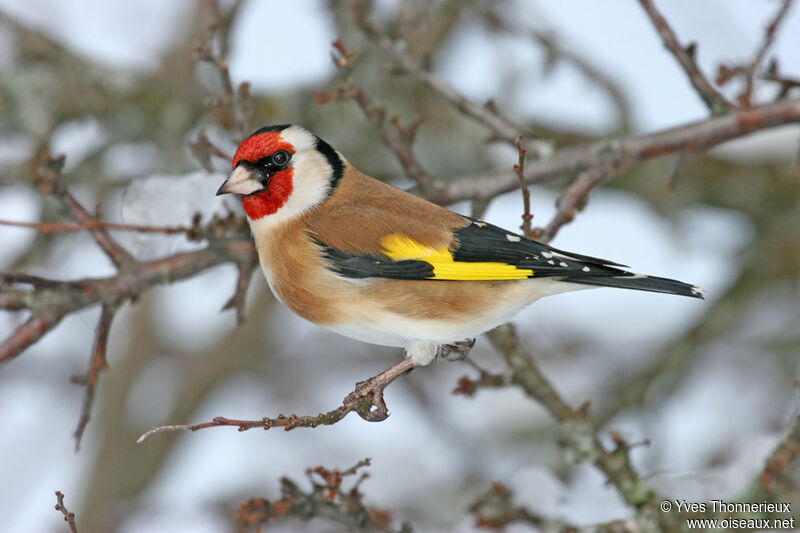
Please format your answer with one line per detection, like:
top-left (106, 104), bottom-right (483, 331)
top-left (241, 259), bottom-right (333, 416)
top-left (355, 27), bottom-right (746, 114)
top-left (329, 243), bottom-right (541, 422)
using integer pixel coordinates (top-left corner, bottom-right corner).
top-left (216, 166), bottom-right (262, 196)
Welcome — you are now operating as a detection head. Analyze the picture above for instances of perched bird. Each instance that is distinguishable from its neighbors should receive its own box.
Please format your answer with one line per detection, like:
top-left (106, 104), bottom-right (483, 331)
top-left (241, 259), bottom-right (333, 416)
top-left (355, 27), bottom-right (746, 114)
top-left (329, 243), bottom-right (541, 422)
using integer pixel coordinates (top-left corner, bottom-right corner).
top-left (217, 124), bottom-right (702, 369)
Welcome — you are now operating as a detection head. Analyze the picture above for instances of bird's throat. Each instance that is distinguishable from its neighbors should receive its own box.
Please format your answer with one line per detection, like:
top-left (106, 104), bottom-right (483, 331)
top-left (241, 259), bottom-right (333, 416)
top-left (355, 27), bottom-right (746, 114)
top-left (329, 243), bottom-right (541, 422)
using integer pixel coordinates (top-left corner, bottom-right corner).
top-left (241, 169), bottom-right (294, 219)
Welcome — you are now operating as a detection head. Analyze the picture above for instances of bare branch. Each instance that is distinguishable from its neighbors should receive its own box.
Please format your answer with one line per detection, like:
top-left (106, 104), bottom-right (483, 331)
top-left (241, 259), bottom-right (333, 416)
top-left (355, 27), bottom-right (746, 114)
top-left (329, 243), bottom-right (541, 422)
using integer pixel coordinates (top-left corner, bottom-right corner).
top-left (0, 310), bottom-right (70, 364)
top-left (759, 402), bottom-right (800, 493)
top-left (235, 459), bottom-right (407, 533)
top-left (221, 257), bottom-right (257, 324)
top-left (196, 0), bottom-right (252, 139)
top-left (0, 218), bottom-right (195, 235)
top-left (719, 0), bottom-right (795, 107)
top-left (54, 491), bottom-right (78, 533)
top-left (430, 97), bottom-right (800, 205)
top-left (72, 303), bottom-right (117, 450)
top-left (353, 3), bottom-right (531, 148)
top-left (1, 239), bottom-right (256, 365)
top-left (484, 324), bottom-right (675, 527)
top-left (537, 166), bottom-right (609, 243)
top-left (30, 153), bottom-right (137, 268)
top-left (513, 135), bottom-right (533, 238)
top-left (320, 38), bottom-right (434, 191)
top-left (137, 358), bottom-right (415, 443)
top-left (470, 482), bottom-right (639, 532)
top-left (638, 0), bottom-right (731, 113)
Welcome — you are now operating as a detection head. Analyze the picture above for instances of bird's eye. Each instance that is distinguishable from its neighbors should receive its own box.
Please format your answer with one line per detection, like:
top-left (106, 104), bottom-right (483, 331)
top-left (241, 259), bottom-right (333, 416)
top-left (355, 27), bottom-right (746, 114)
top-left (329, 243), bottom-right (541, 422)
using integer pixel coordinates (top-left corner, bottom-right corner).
top-left (272, 150), bottom-right (290, 167)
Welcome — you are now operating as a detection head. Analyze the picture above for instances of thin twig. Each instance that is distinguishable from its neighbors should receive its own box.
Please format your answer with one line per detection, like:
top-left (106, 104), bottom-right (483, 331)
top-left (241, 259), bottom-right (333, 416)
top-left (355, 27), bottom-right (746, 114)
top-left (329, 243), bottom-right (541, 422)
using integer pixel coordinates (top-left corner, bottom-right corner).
top-left (137, 359), bottom-right (415, 443)
top-left (54, 491), bottom-right (78, 533)
top-left (0, 218), bottom-right (195, 235)
top-left (740, 0), bottom-right (794, 107)
top-left (322, 38), bottom-right (434, 191)
top-left (353, 2), bottom-right (533, 148)
top-left (197, 0), bottom-right (252, 139)
top-left (30, 153), bottom-right (137, 268)
top-left (482, 6), bottom-right (632, 132)
top-left (638, 0), bottom-right (730, 114)
top-left (513, 135), bottom-right (533, 238)
top-left (72, 303), bottom-right (117, 450)
top-left (537, 166), bottom-right (609, 244)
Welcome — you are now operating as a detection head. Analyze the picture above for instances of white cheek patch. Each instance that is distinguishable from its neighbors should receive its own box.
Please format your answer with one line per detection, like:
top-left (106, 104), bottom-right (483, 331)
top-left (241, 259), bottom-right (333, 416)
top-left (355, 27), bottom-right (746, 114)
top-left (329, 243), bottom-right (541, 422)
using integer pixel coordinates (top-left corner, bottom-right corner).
top-left (247, 146), bottom-right (334, 232)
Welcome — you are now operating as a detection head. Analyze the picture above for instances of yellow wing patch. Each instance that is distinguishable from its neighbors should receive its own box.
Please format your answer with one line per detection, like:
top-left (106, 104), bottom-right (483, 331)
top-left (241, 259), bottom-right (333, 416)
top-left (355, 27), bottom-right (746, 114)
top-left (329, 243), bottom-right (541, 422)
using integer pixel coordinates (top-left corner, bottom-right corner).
top-left (380, 234), bottom-right (533, 281)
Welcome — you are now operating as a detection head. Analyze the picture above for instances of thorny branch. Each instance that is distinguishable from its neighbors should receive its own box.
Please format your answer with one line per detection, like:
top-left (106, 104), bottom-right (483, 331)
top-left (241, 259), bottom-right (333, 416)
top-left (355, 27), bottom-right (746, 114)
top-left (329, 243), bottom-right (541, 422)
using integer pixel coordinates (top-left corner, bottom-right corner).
top-left (637, 0), bottom-right (731, 114)
top-left (54, 491), bottom-right (79, 533)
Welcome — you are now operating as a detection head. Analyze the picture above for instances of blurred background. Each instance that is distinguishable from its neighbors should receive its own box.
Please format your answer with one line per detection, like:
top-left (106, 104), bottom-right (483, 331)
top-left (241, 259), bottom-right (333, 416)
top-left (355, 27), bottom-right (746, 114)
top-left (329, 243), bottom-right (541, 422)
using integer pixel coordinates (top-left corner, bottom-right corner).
top-left (1, 0), bottom-right (799, 531)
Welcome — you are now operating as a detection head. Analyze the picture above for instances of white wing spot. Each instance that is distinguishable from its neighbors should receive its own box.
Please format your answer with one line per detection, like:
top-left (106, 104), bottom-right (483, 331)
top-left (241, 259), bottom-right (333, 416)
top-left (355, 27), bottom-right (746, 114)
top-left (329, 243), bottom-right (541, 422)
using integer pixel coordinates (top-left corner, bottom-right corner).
top-left (542, 252), bottom-right (554, 259)
top-left (473, 221), bottom-right (487, 227)
top-left (559, 261), bottom-right (568, 267)
top-left (506, 234), bottom-right (521, 242)
top-left (582, 266), bottom-right (590, 272)
top-left (547, 260), bottom-right (555, 265)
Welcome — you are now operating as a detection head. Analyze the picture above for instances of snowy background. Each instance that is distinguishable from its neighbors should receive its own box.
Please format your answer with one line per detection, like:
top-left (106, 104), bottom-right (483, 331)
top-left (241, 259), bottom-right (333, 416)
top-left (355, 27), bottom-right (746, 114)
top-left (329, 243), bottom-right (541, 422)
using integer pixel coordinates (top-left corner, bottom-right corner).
top-left (1, 0), bottom-right (799, 531)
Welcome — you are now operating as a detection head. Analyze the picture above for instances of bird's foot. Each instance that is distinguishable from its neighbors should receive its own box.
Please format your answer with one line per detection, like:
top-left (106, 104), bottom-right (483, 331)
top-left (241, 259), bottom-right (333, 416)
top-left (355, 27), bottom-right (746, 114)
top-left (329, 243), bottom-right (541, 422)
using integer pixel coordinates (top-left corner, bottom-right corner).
top-left (343, 358), bottom-right (415, 422)
top-left (439, 338), bottom-right (476, 361)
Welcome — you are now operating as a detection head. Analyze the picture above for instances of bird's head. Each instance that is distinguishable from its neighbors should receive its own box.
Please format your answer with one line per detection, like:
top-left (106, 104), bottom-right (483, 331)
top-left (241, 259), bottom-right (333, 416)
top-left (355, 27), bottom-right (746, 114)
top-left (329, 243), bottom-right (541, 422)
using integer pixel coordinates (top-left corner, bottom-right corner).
top-left (217, 124), bottom-right (344, 221)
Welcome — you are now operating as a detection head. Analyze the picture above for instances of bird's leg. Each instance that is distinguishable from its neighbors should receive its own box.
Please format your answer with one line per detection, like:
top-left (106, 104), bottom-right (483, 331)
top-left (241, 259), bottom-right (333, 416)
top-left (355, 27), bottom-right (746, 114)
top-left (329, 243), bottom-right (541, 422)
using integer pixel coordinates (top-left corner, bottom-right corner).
top-left (344, 357), bottom-right (415, 422)
top-left (439, 338), bottom-right (476, 361)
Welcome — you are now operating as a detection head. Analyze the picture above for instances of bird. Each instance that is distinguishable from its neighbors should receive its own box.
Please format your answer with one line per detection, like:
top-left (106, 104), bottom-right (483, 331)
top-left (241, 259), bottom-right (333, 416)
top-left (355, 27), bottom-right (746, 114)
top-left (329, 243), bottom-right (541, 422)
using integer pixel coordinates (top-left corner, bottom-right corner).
top-left (217, 124), bottom-right (703, 374)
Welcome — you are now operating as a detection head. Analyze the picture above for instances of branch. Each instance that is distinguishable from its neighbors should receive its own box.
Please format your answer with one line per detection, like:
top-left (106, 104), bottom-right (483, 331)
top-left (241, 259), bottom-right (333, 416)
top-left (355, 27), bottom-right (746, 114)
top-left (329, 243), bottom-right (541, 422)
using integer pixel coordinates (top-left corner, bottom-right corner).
top-left (430, 97), bottom-right (800, 205)
top-left (54, 491), bottom-right (78, 533)
top-left (319, 38), bottom-right (433, 191)
top-left (482, 6), bottom-right (633, 131)
top-left (638, 0), bottom-right (731, 113)
top-left (196, 0), bottom-right (252, 139)
top-left (72, 303), bottom-right (116, 450)
top-left (513, 135), bottom-right (533, 238)
top-left (235, 459), bottom-right (408, 533)
top-left (353, 3), bottom-right (532, 148)
top-left (537, 166), bottom-right (609, 243)
top-left (31, 153), bottom-right (136, 269)
top-left (0, 218), bottom-right (195, 235)
top-left (0, 238), bottom-right (256, 365)
top-left (470, 482), bottom-right (639, 532)
top-left (137, 359), bottom-right (415, 443)
top-left (758, 399), bottom-right (800, 493)
top-left (482, 324), bottom-right (676, 528)
top-left (718, 0), bottom-right (795, 107)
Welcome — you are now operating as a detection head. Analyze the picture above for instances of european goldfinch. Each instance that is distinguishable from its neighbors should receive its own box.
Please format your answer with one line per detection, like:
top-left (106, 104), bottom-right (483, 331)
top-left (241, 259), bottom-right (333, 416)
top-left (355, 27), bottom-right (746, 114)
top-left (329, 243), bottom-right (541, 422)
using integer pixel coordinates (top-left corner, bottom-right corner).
top-left (217, 124), bottom-right (702, 366)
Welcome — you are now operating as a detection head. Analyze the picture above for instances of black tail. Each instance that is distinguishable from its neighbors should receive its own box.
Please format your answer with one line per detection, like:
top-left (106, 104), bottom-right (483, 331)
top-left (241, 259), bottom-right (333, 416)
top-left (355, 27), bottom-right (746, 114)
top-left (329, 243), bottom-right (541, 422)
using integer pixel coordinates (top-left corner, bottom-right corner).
top-left (563, 273), bottom-right (704, 299)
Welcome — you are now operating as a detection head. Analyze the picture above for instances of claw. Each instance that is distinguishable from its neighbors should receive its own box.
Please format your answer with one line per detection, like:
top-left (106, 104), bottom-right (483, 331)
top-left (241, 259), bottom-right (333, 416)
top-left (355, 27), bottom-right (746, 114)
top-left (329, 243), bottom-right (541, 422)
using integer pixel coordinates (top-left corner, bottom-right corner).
top-left (439, 338), bottom-right (476, 361)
